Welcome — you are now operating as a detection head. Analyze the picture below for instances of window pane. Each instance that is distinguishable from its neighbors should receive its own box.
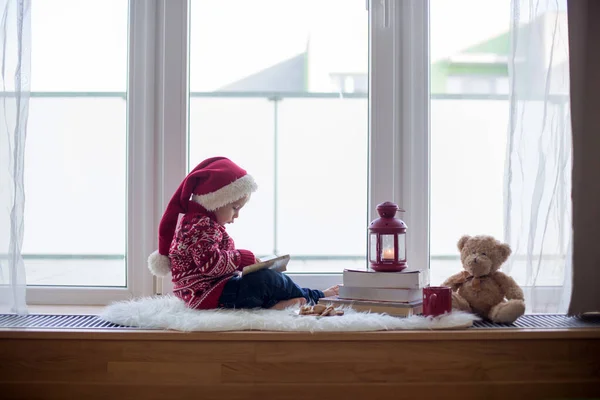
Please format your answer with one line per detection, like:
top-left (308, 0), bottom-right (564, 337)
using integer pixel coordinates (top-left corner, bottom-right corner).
top-left (189, 0), bottom-right (368, 273)
top-left (430, 0), bottom-right (511, 285)
top-left (24, 0), bottom-right (128, 286)
top-left (276, 98), bottom-right (367, 257)
top-left (31, 1), bottom-right (127, 91)
top-left (430, 0), bottom-right (568, 290)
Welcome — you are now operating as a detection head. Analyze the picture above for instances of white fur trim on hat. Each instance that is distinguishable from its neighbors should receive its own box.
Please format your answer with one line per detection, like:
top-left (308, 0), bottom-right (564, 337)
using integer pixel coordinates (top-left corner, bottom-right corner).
top-left (148, 250), bottom-right (171, 277)
top-left (191, 174), bottom-right (257, 211)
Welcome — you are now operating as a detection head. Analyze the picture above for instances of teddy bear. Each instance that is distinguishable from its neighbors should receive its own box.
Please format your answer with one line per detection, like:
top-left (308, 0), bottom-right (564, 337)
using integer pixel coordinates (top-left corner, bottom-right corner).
top-left (442, 235), bottom-right (525, 324)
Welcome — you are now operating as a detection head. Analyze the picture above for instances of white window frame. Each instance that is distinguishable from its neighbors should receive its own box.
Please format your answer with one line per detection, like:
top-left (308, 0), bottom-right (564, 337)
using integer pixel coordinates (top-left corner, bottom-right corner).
top-left (27, 0), bottom-right (162, 304)
top-left (27, 0), bottom-right (429, 304)
top-left (155, 0), bottom-right (189, 295)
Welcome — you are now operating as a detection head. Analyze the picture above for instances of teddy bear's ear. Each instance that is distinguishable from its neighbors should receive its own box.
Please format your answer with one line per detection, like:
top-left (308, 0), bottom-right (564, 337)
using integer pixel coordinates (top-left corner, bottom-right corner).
top-left (497, 242), bottom-right (512, 262)
top-left (457, 235), bottom-right (471, 251)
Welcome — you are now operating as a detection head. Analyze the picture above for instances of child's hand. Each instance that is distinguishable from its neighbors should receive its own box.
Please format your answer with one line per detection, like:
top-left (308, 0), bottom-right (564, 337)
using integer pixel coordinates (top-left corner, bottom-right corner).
top-left (255, 257), bottom-right (261, 263)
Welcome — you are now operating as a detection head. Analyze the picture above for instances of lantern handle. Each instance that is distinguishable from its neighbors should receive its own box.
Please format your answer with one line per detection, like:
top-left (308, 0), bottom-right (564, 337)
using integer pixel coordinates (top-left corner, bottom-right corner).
top-left (376, 201), bottom-right (405, 218)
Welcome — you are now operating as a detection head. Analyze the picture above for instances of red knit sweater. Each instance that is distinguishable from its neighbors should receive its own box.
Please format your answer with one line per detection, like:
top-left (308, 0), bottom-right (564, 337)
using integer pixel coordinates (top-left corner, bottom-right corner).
top-left (169, 203), bottom-right (256, 309)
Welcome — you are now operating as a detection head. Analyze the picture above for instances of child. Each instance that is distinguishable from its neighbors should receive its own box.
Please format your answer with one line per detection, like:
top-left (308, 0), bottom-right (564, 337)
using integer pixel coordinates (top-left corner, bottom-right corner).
top-left (148, 156), bottom-right (339, 310)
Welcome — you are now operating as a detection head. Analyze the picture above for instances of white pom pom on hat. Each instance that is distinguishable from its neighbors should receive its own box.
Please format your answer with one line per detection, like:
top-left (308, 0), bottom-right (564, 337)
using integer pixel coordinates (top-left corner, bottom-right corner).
top-left (147, 250), bottom-right (171, 277)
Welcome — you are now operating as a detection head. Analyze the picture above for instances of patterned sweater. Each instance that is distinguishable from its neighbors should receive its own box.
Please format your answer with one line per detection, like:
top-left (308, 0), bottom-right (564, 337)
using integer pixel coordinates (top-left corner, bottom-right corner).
top-left (169, 203), bottom-right (256, 309)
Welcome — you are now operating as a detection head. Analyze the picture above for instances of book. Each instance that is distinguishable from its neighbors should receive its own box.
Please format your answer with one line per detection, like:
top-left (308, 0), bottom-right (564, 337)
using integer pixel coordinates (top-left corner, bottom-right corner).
top-left (338, 284), bottom-right (423, 303)
top-left (343, 268), bottom-right (429, 289)
top-left (241, 254), bottom-right (290, 276)
top-left (318, 296), bottom-right (423, 317)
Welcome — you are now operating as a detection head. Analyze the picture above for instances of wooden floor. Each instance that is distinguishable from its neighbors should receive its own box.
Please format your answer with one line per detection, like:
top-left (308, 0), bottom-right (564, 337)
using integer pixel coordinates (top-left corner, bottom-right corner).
top-left (1, 327), bottom-right (599, 400)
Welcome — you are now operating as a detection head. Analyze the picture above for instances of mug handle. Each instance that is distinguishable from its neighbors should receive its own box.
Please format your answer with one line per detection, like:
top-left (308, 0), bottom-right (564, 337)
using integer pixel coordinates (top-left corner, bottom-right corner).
top-left (430, 293), bottom-right (437, 311)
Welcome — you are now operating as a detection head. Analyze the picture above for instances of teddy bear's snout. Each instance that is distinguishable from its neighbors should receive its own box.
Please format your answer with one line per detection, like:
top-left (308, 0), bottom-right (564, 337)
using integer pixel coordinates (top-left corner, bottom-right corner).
top-left (465, 254), bottom-right (492, 276)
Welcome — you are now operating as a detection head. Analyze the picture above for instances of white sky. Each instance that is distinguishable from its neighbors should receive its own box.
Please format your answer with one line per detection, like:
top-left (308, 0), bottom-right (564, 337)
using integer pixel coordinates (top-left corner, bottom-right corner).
top-left (28, 0), bottom-right (511, 92)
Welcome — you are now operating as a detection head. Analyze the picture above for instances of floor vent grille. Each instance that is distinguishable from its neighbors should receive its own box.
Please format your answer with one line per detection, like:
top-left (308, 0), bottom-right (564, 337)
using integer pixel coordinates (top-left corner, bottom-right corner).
top-left (1, 313), bottom-right (598, 330)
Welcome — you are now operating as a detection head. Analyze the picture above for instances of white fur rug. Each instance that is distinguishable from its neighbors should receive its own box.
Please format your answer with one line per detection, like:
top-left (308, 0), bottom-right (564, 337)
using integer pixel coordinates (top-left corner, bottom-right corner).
top-left (100, 295), bottom-right (479, 332)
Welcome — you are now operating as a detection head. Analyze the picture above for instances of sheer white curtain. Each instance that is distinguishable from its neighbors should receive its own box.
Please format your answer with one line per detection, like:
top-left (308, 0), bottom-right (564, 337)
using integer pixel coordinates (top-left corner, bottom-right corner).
top-left (505, 0), bottom-right (571, 313)
top-left (0, 0), bottom-right (30, 314)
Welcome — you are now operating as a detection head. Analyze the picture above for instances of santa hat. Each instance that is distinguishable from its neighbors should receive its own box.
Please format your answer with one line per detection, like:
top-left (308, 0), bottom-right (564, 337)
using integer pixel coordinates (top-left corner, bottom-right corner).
top-left (147, 157), bottom-right (257, 277)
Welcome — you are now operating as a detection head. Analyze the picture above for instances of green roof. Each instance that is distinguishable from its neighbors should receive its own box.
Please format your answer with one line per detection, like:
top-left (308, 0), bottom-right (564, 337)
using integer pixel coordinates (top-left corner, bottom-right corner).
top-left (464, 31), bottom-right (510, 55)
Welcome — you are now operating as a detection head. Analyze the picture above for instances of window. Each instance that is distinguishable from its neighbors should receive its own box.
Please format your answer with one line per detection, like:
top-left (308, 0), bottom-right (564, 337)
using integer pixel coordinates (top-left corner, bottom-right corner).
top-left (187, 0), bottom-right (369, 276)
top-left (25, 0), bottom-right (130, 303)
top-left (430, 0), bottom-right (567, 312)
top-left (35, 0), bottom-right (566, 308)
top-left (25, 0), bottom-right (430, 303)
top-left (430, 0), bottom-right (512, 286)
top-left (26, 0), bottom-right (156, 304)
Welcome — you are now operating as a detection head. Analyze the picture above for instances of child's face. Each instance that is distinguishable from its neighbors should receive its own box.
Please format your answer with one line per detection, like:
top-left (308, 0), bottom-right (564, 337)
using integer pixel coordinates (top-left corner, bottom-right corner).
top-left (214, 195), bottom-right (249, 226)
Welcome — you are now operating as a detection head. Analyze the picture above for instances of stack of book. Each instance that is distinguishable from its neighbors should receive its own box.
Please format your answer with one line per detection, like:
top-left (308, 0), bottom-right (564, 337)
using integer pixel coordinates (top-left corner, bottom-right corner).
top-left (319, 268), bottom-right (429, 317)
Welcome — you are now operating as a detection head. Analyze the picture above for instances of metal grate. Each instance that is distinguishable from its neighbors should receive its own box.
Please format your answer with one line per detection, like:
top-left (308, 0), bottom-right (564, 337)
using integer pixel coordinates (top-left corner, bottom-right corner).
top-left (471, 314), bottom-right (600, 329)
top-left (0, 313), bottom-right (598, 330)
top-left (0, 314), bottom-right (142, 330)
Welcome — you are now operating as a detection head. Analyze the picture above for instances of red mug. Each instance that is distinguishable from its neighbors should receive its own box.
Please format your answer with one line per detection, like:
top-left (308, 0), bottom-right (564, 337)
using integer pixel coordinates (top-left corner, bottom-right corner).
top-left (423, 286), bottom-right (452, 317)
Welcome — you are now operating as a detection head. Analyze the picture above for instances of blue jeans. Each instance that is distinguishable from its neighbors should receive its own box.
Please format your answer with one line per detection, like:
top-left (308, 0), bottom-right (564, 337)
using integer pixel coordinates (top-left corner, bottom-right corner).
top-left (218, 269), bottom-right (324, 309)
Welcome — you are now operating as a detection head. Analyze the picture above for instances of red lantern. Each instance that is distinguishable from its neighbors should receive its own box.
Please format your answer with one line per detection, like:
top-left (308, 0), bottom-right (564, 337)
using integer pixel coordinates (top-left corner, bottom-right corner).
top-left (368, 201), bottom-right (407, 272)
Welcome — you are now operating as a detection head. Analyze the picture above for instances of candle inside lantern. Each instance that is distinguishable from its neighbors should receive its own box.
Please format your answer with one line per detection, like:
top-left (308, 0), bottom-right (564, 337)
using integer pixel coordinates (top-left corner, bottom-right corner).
top-left (382, 248), bottom-right (395, 260)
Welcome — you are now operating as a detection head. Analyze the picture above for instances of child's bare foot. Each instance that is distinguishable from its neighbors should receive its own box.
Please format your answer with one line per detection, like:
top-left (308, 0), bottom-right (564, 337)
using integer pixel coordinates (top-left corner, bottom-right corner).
top-left (269, 297), bottom-right (307, 310)
top-left (323, 285), bottom-right (340, 297)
